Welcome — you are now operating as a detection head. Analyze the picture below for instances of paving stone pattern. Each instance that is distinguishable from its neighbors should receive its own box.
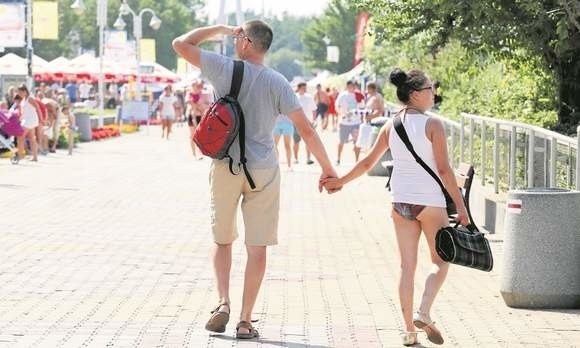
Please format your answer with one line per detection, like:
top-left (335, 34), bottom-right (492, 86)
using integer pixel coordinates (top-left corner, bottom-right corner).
top-left (1, 126), bottom-right (578, 347)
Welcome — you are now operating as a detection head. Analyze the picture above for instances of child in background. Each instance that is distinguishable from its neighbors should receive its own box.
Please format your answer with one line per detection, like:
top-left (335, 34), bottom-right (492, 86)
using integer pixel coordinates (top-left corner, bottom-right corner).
top-left (62, 106), bottom-right (76, 155)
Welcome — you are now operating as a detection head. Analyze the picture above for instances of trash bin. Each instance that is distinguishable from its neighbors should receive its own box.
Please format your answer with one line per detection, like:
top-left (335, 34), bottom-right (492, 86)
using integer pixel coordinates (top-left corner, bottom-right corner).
top-left (500, 188), bottom-right (580, 308)
top-left (367, 117), bottom-right (391, 176)
top-left (75, 113), bottom-right (92, 142)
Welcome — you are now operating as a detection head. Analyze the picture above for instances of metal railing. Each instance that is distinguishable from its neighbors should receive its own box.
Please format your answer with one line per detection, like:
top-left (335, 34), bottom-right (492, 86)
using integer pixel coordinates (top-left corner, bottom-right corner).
top-left (386, 103), bottom-right (579, 192)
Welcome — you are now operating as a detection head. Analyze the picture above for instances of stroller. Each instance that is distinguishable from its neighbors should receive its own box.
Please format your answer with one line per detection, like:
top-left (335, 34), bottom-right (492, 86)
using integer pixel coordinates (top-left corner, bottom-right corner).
top-left (0, 109), bottom-right (24, 164)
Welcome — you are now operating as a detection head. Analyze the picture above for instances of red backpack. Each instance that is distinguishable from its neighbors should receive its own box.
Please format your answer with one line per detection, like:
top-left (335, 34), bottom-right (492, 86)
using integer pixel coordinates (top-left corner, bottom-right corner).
top-left (193, 60), bottom-right (255, 189)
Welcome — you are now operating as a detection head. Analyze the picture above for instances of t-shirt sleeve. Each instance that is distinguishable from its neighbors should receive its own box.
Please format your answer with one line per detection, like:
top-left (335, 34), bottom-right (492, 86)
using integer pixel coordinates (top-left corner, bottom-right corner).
top-left (277, 81), bottom-right (301, 115)
top-left (200, 50), bottom-right (232, 97)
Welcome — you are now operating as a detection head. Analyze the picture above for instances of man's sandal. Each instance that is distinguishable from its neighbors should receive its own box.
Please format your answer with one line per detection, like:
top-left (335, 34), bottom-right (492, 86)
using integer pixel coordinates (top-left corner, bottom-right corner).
top-left (413, 311), bottom-right (444, 345)
top-left (204, 303), bottom-right (230, 333)
top-left (235, 320), bottom-right (259, 339)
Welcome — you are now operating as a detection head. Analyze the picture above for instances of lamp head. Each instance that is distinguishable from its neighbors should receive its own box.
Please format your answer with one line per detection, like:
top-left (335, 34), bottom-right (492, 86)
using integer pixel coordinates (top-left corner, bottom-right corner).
top-left (149, 15), bottom-right (162, 31)
top-left (119, 2), bottom-right (131, 16)
top-left (70, 0), bottom-right (86, 15)
top-left (113, 16), bottom-right (127, 30)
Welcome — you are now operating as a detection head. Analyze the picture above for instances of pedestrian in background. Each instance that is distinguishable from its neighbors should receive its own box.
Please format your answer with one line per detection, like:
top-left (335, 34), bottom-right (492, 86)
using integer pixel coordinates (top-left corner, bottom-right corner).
top-left (62, 105), bottom-right (76, 155)
top-left (16, 85), bottom-right (40, 162)
top-left (327, 87), bottom-right (338, 132)
top-left (335, 80), bottom-right (361, 164)
top-left (314, 83), bottom-right (329, 130)
top-left (273, 113), bottom-right (294, 171)
top-left (293, 82), bottom-right (317, 165)
top-left (158, 85), bottom-right (177, 140)
top-left (186, 80), bottom-right (209, 159)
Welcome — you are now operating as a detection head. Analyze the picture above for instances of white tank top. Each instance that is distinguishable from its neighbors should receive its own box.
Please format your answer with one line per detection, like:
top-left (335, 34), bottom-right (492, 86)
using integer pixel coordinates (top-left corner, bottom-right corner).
top-left (388, 113), bottom-right (446, 207)
top-left (21, 98), bottom-right (39, 129)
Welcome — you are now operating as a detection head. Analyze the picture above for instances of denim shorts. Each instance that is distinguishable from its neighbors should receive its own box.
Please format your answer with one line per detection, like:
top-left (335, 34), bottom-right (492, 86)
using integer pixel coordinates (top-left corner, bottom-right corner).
top-left (273, 122), bottom-right (294, 136)
top-left (339, 123), bottom-right (359, 144)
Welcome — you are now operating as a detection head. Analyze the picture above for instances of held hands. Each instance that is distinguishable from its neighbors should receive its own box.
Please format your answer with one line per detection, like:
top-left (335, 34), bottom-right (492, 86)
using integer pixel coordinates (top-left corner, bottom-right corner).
top-left (318, 167), bottom-right (342, 194)
top-left (320, 177), bottom-right (343, 194)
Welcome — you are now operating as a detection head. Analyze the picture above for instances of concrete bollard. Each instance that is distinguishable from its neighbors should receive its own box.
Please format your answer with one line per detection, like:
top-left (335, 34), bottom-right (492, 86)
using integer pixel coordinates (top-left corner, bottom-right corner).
top-left (500, 188), bottom-right (580, 308)
top-left (367, 119), bottom-right (390, 176)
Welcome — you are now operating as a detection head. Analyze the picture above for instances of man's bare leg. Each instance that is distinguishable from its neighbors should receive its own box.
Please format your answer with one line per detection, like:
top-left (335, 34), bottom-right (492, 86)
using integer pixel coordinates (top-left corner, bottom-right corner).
top-left (239, 245), bottom-right (267, 334)
top-left (213, 243), bottom-right (232, 305)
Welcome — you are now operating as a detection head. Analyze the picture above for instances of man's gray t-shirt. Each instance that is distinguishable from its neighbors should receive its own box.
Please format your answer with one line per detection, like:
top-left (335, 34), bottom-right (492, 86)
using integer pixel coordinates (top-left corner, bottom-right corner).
top-left (200, 50), bottom-right (301, 169)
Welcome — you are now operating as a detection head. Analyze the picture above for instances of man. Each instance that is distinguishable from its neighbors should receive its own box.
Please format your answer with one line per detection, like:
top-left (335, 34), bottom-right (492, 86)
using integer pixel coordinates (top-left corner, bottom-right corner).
top-left (173, 20), bottom-right (337, 339)
top-left (34, 90), bottom-right (49, 155)
top-left (335, 80), bottom-right (362, 164)
top-left (41, 96), bottom-right (60, 153)
top-left (364, 82), bottom-right (385, 122)
top-left (65, 81), bottom-right (79, 104)
top-left (78, 80), bottom-right (92, 102)
top-left (313, 83), bottom-right (330, 130)
top-left (293, 82), bottom-right (317, 165)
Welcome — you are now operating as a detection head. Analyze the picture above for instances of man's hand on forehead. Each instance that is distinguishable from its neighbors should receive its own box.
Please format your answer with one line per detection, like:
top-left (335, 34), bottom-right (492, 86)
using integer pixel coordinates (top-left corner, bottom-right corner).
top-left (232, 26), bottom-right (243, 36)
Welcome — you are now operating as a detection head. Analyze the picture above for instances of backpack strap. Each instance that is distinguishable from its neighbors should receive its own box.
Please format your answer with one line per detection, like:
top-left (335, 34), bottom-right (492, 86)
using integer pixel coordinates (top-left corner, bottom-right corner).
top-left (226, 60), bottom-right (256, 189)
top-left (392, 110), bottom-right (453, 207)
top-left (228, 60), bottom-right (244, 99)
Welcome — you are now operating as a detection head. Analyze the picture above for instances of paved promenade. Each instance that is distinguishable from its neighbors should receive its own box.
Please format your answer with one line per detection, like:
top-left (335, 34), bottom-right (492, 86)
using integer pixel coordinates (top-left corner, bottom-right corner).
top-left (1, 125), bottom-right (578, 347)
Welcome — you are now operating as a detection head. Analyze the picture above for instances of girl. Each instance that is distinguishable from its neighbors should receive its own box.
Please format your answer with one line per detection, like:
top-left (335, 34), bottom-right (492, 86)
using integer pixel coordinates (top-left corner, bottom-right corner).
top-left (16, 85), bottom-right (41, 162)
top-left (322, 68), bottom-right (469, 346)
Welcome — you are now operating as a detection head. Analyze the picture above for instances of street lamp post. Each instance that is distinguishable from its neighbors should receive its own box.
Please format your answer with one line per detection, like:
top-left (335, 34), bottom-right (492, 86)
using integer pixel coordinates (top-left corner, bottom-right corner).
top-left (113, 0), bottom-right (161, 102)
top-left (71, 0), bottom-right (107, 128)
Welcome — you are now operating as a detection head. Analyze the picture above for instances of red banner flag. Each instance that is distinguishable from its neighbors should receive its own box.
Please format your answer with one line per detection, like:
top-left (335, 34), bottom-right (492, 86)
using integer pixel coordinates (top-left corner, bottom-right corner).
top-left (354, 12), bottom-right (370, 68)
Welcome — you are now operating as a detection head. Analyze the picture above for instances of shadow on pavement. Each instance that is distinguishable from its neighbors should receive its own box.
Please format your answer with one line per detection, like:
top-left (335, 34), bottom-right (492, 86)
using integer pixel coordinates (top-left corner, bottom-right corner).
top-left (211, 334), bottom-right (333, 347)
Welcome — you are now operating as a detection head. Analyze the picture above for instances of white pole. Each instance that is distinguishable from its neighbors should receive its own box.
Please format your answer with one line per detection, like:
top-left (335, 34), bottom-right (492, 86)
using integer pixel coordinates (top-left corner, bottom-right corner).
top-left (509, 126), bottom-right (517, 189)
top-left (528, 130), bottom-right (535, 188)
top-left (218, 0), bottom-right (226, 25)
top-left (26, 0), bottom-right (33, 90)
top-left (576, 125), bottom-right (580, 190)
top-left (481, 120), bottom-right (487, 186)
top-left (550, 137), bottom-right (557, 188)
top-left (459, 116), bottom-right (465, 163)
top-left (235, 0), bottom-right (244, 25)
top-left (493, 122), bottom-right (499, 193)
top-left (97, 0), bottom-right (107, 128)
top-left (133, 14), bottom-right (147, 134)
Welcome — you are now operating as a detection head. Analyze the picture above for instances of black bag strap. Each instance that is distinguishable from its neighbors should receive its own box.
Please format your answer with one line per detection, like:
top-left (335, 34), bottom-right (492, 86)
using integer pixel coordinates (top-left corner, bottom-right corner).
top-left (226, 60), bottom-right (256, 189)
top-left (228, 60), bottom-right (244, 99)
top-left (392, 108), bottom-right (453, 205)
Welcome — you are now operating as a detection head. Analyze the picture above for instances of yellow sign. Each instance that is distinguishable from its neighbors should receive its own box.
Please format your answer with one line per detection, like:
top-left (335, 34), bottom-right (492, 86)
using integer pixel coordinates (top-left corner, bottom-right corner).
top-left (33, 1), bottom-right (58, 40)
top-left (139, 39), bottom-right (156, 63)
top-left (177, 58), bottom-right (188, 75)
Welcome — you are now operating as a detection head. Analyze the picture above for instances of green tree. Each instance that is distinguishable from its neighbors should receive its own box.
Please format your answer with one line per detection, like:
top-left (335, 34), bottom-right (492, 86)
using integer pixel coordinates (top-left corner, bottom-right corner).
top-left (302, 0), bottom-right (359, 74)
top-left (266, 48), bottom-right (303, 81)
top-left (224, 10), bottom-right (313, 80)
top-left (354, 0), bottom-right (580, 129)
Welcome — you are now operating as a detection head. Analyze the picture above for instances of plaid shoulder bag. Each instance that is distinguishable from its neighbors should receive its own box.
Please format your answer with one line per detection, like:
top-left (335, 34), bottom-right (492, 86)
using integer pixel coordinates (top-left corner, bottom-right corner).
top-left (393, 111), bottom-right (493, 272)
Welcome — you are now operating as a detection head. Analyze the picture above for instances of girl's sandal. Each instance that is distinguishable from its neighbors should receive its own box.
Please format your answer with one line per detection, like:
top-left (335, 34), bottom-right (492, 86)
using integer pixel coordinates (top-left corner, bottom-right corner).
top-left (204, 303), bottom-right (230, 333)
top-left (235, 320), bottom-right (259, 339)
top-left (413, 312), bottom-right (444, 345)
top-left (401, 331), bottom-right (419, 346)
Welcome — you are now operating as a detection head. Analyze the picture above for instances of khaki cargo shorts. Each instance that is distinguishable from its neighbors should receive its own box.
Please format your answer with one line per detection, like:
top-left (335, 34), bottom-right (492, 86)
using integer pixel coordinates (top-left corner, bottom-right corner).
top-left (209, 160), bottom-right (280, 246)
